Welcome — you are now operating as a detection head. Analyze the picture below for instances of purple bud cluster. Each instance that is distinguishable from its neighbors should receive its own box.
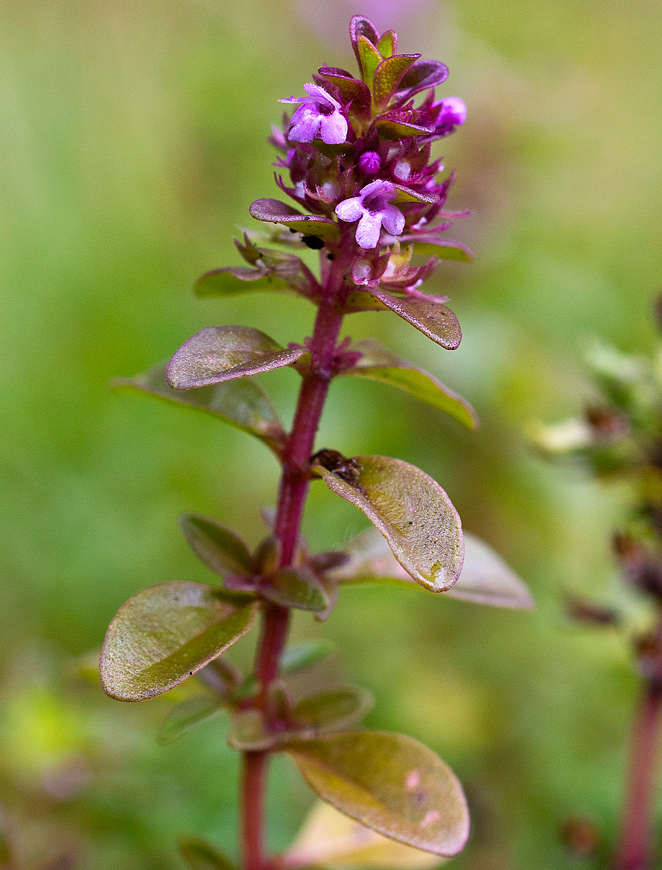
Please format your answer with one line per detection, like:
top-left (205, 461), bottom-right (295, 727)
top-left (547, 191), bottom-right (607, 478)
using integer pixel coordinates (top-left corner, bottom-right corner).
top-left (265, 16), bottom-right (467, 292)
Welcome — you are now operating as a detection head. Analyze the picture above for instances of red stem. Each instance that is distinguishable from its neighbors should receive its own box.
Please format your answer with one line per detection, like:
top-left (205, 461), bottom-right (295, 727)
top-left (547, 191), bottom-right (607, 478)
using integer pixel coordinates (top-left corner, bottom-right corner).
top-left (614, 680), bottom-right (662, 870)
top-left (241, 751), bottom-right (268, 870)
top-left (239, 251), bottom-right (347, 870)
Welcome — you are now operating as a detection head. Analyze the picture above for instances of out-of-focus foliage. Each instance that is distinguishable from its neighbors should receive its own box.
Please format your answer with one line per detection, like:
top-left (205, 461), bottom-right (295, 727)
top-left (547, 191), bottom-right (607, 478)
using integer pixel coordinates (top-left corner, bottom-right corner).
top-left (0, 0), bottom-right (661, 868)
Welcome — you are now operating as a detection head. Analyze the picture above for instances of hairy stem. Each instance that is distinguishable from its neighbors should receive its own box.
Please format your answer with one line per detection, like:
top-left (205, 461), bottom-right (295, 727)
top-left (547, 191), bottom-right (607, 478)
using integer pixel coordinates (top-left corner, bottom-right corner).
top-left (614, 679), bottom-right (662, 870)
top-left (239, 255), bottom-right (347, 869)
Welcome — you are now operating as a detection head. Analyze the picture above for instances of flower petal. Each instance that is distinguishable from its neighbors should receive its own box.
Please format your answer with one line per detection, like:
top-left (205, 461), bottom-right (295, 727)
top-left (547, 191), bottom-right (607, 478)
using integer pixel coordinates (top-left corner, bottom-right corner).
top-left (380, 203), bottom-right (405, 236)
top-left (303, 82), bottom-right (341, 111)
top-left (335, 197), bottom-right (364, 222)
top-left (319, 112), bottom-right (348, 144)
top-left (355, 213), bottom-right (383, 249)
top-left (289, 106), bottom-right (322, 143)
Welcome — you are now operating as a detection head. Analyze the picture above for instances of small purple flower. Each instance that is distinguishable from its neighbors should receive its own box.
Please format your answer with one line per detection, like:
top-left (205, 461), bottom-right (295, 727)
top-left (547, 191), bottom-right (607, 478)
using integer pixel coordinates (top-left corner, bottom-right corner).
top-left (358, 151), bottom-right (381, 175)
top-left (434, 97), bottom-right (467, 132)
top-left (335, 180), bottom-right (405, 249)
top-left (280, 83), bottom-right (348, 145)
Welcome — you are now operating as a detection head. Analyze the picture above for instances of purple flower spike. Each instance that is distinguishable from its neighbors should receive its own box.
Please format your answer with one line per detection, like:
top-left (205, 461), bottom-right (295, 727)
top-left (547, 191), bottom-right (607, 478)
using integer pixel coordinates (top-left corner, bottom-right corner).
top-left (335, 180), bottom-right (405, 249)
top-left (280, 83), bottom-right (348, 145)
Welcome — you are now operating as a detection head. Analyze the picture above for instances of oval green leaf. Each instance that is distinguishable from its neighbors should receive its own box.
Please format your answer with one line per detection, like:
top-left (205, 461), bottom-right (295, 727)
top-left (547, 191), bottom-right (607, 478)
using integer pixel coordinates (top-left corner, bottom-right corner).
top-left (314, 455), bottom-right (463, 592)
top-left (227, 687), bottom-right (372, 751)
top-left (194, 267), bottom-right (304, 299)
top-left (100, 581), bottom-right (256, 701)
top-left (112, 361), bottom-right (286, 454)
top-left (293, 687), bottom-right (374, 735)
top-left (368, 290), bottom-right (462, 350)
top-left (342, 339), bottom-right (478, 430)
top-left (180, 513), bottom-right (253, 578)
top-left (281, 639), bottom-right (336, 673)
top-left (286, 731), bottom-right (469, 857)
top-left (260, 567), bottom-right (329, 612)
top-left (373, 55), bottom-right (420, 108)
top-left (394, 59), bottom-right (449, 98)
top-left (157, 694), bottom-right (225, 745)
top-left (249, 199), bottom-right (341, 241)
top-left (402, 239), bottom-right (473, 262)
top-left (285, 801), bottom-right (444, 870)
top-left (374, 117), bottom-right (435, 140)
top-left (357, 34), bottom-right (382, 85)
top-left (227, 709), bottom-right (275, 751)
top-left (179, 838), bottom-right (236, 870)
top-left (166, 326), bottom-right (308, 390)
top-left (327, 526), bottom-right (533, 609)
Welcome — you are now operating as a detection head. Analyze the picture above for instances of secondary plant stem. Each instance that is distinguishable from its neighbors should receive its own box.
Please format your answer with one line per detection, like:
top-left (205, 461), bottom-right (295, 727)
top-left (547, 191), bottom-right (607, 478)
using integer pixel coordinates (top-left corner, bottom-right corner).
top-left (240, 270), bottom-right (347, 870)
top-left (614, 674), bottom-right (662, 870)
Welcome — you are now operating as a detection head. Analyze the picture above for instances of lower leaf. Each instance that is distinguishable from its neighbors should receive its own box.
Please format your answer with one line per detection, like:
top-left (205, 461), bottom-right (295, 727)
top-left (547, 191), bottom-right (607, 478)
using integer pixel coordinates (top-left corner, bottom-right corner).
top-left (285, 730), bottom-right (469, 857)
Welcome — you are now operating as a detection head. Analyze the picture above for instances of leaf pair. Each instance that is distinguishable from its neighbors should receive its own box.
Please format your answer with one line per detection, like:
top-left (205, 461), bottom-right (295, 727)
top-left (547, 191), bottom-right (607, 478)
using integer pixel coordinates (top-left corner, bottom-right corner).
top-left (180, 513), bottom-right (330, 613)
top-left (227, 686), bottom-right (373, 751)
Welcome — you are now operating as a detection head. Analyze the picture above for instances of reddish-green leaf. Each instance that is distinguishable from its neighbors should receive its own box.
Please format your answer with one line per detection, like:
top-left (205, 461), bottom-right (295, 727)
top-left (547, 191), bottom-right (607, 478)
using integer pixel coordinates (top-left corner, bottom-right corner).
top-left (166, 326), bottom-right (308, 390)
top-left (357, 35), bottom-right (382, 85)
top-left (294, 687), bottom-right (374, 735)
top-left (179, 838), bottom-right (236, 870)
top-left (392, 185), bottom-right (438, 205)
top-left (227, 709), bottom-right (275, 751)
top-left (404, 239), bottom-right (473, 261)
top-left (342, 339), bottom-right (478, 430)
top-left (317, 68), bottom-right (372, 118)
top-left (350, 16), bottom-right (380, 74)
top-left (327, 526), bottom-right (533, 610)
top-left (285, 801), bottom-right (444, 870)
top-left (100, 582), bottom-right (256, 701)
top-left (194, 267), bottom-right (305, 299)
top-left (249, 199), bottom-right (340, 241)
top-left (260, 567), bottom-right (329, 612)
top-left (344, 290), bottom-right (390, 313)
top-left (314, 455), bottom-right (463, 592)
top-left (112, 362), bottom-right (286, 453)
top-left (394, 59), bottom-right (449, 98)
top-left (157, 694), bottom-right (225, 745)
top-left (373, 55), bottom-right (420, 108)
top-left (227, 687), bottom-right (372, 751)
top-left (374, 117), bottom-right (435, 140)
top-left (286, 731), bottom-right (469, 857)
top-left (377, 30), bottom-right (397, 58)
top-left (368, 290), bottom-right (462, 350)
top-left (180, 513), bottom-right (253, 579)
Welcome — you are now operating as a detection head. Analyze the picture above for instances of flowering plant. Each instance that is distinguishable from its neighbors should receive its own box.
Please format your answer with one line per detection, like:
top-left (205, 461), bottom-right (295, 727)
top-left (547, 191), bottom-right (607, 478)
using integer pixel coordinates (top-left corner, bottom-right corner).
top-left (100, 16), bottom-right (531, 870)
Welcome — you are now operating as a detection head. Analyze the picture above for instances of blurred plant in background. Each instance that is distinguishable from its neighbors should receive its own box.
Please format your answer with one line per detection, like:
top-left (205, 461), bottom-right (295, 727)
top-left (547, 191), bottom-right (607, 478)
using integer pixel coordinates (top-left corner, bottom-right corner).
top-left (0, 0), bottom-right (661, 868)
top-left (532, 304), bottom-right (662, 869)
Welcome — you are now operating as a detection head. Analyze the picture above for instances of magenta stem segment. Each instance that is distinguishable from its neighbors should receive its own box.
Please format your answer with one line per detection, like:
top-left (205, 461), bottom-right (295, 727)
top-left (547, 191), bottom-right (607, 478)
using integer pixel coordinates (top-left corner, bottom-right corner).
top-left (614, 680), bottom-right (662, 870)
top-left (239, 284), bottom-right (346, 870)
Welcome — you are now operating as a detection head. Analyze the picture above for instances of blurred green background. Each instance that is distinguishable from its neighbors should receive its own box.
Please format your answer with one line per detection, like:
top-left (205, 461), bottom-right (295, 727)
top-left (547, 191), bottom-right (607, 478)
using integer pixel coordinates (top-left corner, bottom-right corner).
top-left (1, 0), bottom-right (662, 867)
